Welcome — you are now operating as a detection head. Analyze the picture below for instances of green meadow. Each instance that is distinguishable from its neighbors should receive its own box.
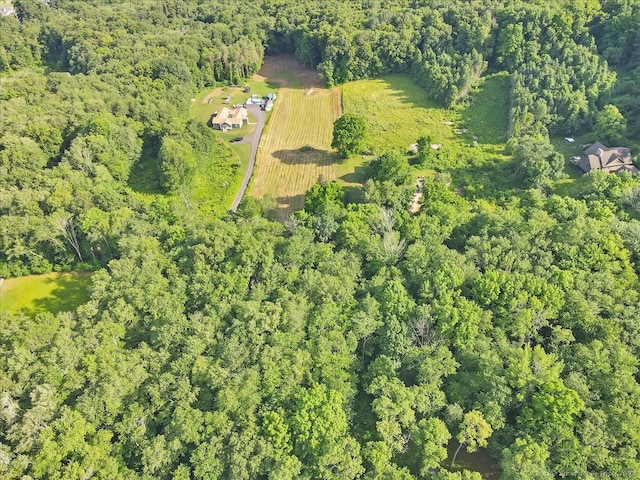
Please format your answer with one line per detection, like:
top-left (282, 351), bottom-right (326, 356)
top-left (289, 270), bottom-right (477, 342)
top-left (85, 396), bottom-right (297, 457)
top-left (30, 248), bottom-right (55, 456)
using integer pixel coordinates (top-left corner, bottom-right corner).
top-left (338, 73), bottom-right (514, 197)
top-left (0, 272), bottom-right (92, 316)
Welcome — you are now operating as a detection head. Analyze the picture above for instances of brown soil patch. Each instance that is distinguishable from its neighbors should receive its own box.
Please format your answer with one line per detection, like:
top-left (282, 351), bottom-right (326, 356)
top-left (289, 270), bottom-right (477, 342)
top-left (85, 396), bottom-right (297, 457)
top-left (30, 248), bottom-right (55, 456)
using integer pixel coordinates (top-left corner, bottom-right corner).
top-left (202, 88), bottom-right (223, 103)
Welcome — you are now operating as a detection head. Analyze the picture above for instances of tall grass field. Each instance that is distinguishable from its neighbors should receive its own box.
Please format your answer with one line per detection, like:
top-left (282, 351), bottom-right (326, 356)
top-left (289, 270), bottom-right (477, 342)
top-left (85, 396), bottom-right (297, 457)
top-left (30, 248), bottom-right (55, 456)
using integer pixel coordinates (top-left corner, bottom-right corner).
top-left (338, 73), bottom-right (513, 196)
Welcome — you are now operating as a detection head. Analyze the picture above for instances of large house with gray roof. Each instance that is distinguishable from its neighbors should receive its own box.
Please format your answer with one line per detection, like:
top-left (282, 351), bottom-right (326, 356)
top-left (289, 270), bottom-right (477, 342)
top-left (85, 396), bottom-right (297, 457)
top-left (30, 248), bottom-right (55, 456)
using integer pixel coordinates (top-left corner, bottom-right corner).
top-left (571, 142), bottom-right (638, 174)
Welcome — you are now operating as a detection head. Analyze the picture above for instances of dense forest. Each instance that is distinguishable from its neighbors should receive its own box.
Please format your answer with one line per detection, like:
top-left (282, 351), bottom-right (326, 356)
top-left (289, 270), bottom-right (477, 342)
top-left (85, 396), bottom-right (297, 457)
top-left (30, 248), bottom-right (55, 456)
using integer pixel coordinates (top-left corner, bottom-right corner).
top-left (3, 0), bottom-right (640, 478)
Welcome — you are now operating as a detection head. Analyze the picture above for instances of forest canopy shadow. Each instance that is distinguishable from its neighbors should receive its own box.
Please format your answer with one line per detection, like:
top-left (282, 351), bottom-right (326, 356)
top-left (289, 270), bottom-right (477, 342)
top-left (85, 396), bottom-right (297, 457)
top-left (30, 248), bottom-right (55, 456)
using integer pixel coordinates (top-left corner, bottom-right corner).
top-left (30, 274), bottom-right (91, 315)
top-left (275, 193), bottom-right (306, 220)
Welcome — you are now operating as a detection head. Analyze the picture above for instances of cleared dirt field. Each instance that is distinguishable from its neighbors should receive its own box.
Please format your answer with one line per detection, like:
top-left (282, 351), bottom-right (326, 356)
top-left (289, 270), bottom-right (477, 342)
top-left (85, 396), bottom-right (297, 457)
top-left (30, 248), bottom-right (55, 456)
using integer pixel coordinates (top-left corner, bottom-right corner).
top-left (250, 56), bottom-right (342, 219)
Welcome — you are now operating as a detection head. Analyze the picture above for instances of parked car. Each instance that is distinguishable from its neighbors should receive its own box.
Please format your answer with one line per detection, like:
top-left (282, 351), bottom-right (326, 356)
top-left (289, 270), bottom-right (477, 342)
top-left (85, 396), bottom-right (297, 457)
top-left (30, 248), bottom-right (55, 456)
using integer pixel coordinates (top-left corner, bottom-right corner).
top-left (230, 136), bottom-right (244, 143)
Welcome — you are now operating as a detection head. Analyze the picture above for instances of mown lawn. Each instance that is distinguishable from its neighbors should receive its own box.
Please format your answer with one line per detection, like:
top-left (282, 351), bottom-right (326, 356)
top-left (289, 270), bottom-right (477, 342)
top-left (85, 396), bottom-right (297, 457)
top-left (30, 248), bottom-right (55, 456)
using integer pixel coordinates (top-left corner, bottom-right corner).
top-left (0, 272), bottom-right (92, 316)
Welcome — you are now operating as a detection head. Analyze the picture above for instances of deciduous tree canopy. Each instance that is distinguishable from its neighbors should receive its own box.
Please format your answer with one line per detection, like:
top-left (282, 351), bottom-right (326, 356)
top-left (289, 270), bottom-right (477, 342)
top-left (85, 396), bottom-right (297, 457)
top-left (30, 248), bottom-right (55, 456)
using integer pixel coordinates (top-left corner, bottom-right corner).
top-left (3, 1), bottom-right (640, 479)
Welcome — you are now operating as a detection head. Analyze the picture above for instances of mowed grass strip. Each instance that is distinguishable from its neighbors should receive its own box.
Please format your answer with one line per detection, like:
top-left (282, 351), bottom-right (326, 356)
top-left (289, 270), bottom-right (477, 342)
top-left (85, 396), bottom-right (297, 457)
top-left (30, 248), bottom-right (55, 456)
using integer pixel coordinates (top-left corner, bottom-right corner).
top-left (0, 272), bottom-right (92, 316)
top-left (250, 56), bottom-right (341, 219)
top-left (461, 72), bottom-right (511, 145)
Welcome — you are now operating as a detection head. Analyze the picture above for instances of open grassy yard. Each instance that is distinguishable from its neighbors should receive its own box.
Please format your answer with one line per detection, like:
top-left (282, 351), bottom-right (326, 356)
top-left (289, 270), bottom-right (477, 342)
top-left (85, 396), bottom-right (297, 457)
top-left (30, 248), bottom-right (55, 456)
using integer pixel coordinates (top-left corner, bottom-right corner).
top-left (189, 77), bottom-right (276, 141)
top-left (250, 56), bottom-right (342, 219)
top-left (185, 69), bottom-right (282, 214)
top-left (0, 272), bottom-right (92, 316)
top-left (549, 135), bottom-right (589, 195)
top-left (339, 73), bottom-right (514, 195)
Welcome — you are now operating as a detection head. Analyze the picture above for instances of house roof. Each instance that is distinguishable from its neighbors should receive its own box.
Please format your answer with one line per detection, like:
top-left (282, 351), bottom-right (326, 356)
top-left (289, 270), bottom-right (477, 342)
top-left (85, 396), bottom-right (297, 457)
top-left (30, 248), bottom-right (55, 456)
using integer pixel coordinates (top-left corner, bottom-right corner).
top-left (220, 107), bottom-right (247, 126)
top-left (577, 142), bottom-right (638, 174)
top-left (232, 107), bottom-right (247, 118)
top-left (211, 107), bottom-right (231, 125)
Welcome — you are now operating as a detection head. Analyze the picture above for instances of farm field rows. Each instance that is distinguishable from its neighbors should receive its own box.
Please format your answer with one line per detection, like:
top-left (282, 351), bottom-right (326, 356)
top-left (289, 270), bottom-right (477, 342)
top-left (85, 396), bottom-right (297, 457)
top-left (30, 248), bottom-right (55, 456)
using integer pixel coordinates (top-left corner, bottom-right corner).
top-left (249, 56), bottom-right (342, 219)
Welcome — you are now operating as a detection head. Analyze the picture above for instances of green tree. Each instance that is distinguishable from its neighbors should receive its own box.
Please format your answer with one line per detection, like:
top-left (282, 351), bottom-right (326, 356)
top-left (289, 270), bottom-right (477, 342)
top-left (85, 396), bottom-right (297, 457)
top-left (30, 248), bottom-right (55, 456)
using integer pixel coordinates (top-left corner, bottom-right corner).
top-left (304, 180), bottom-right (344, 215)
top-left (451, 410), bottom-right (493, 469)
top-left (332, 114), bottom-right (367, 158)
top-left (593, 104), bottom-right (627, 145)
top-left (501, 437), bottom-right (553, 480)
top-left (411, 418), bottom-right (451, 475)
top-left (159, 136), bottom-right (197, 194)
top-left (290, 384), bottom-right (363, 479)
top-left (511, 137), bottom-right (564, 188)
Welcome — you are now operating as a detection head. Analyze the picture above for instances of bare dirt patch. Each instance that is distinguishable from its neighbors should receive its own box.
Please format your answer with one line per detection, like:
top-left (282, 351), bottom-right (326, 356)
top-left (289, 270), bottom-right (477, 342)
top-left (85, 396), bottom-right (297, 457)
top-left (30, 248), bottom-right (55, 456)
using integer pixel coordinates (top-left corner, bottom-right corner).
top-left (254, 55), bottom-right (324, 89)
top-left (202, 88), bottom-right (223, 104)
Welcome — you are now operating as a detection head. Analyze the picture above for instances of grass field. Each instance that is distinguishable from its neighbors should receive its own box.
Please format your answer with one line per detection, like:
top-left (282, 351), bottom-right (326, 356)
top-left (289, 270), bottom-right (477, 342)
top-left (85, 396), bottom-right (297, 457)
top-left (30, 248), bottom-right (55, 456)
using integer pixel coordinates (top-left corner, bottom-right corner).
top-left (339, 73), bottom-right (513, 195)
top-left (250, 56), bottom-right (342, 219)
top-left (189, 138), bottom-right (243, 217)
top-left (129, 72), bottom-right (279, 216)
top-left (128, 139), bottom-right (164, 195)
top-left (0, 272), bottom-right (92, 316)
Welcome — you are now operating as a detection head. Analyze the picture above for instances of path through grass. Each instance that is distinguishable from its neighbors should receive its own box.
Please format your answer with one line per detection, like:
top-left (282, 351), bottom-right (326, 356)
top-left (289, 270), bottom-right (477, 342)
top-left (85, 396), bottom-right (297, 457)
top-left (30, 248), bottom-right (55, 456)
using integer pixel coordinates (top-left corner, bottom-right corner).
top-left (0, 272), bottom-right (92, 316)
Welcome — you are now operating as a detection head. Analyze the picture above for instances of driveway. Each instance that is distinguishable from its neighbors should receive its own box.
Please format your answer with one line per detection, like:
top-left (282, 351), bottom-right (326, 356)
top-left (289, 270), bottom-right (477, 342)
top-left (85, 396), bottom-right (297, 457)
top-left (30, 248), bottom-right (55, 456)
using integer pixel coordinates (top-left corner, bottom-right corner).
top-left (231, 104), bottom-right (267, 212)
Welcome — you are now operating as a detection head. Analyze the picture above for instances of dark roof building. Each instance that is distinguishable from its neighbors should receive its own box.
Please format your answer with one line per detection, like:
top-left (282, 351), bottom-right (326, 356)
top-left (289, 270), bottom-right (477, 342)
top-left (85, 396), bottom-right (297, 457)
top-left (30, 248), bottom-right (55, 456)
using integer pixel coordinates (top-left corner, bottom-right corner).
top-left (572, 142), bottom-right (638, 174)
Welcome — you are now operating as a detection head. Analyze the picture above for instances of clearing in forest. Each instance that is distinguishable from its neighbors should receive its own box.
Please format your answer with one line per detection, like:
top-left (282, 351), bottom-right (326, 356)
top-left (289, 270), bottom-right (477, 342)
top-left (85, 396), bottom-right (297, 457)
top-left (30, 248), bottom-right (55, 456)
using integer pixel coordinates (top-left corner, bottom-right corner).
top-left (250, 55), bottom-right (342, 219)
top-left (0, 272), bottom-right (92, 316)
top-left (185, 67), bottom-right (281, 214)
top-left (338, 73), bottom-right (513, 195)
